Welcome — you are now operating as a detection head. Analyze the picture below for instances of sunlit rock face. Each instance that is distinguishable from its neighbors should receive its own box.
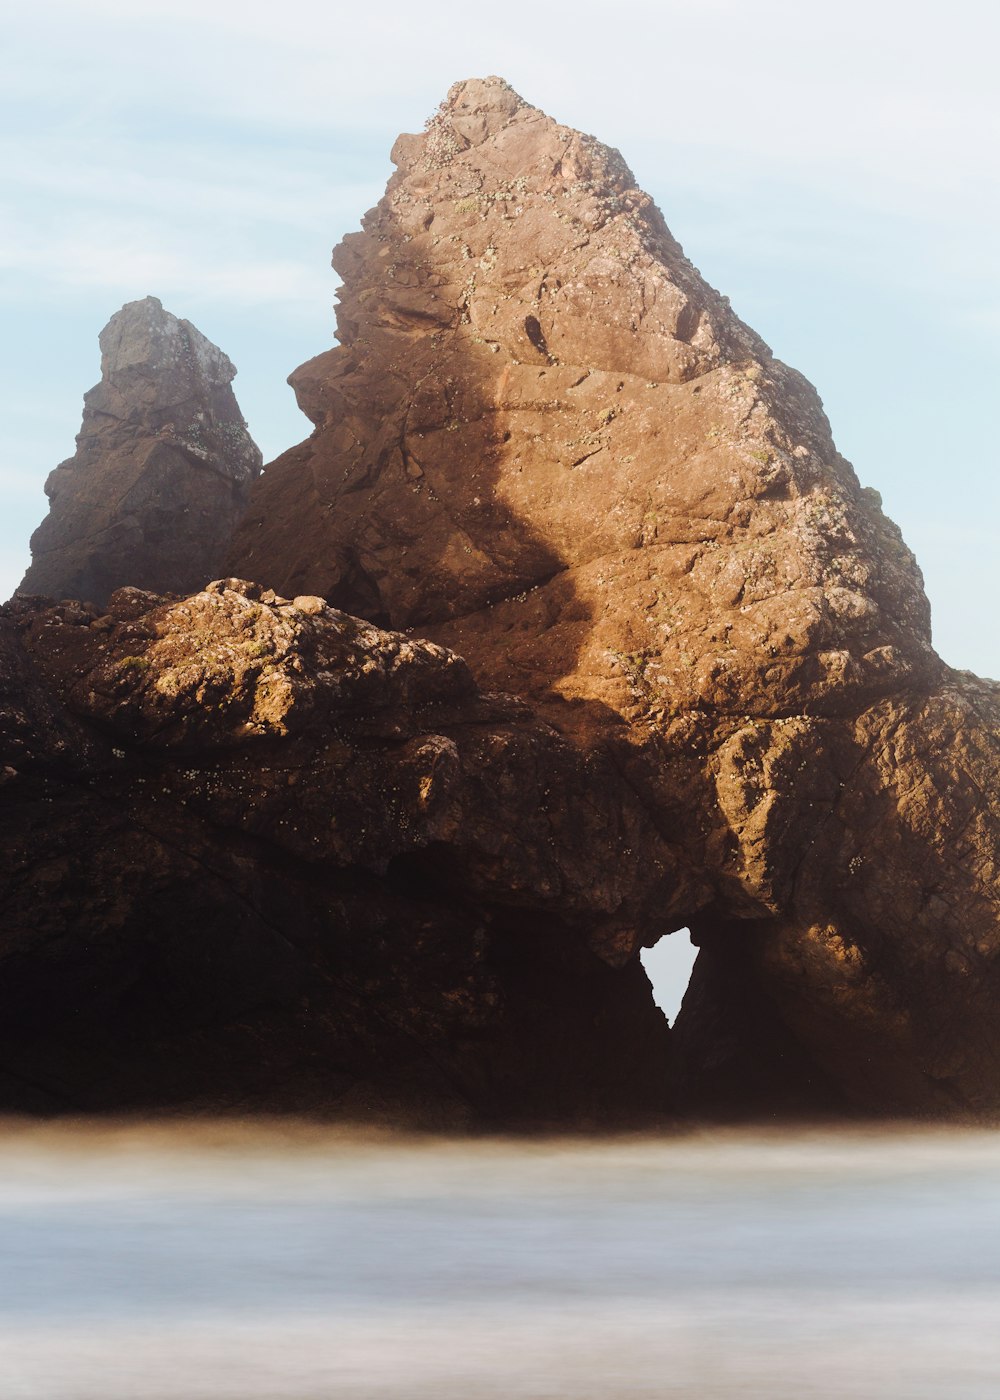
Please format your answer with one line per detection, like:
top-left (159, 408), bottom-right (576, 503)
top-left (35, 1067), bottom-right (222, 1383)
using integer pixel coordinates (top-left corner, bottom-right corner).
top-left (0, 581), bottom-right (673, 1124)
top-left (18, 297), bottom-right (261, 608)
top-left (226, 78), bottom-right (1000, 1117)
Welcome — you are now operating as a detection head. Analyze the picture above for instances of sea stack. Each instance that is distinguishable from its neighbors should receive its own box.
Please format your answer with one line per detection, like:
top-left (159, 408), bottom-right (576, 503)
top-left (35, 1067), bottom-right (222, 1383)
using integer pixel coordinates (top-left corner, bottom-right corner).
top-left (19, 297), bottom-right (261, 607)
top-left (3, 79), bottom-right (1000, 1121)
top-left (226, 78), bottom-right (1000, 1116)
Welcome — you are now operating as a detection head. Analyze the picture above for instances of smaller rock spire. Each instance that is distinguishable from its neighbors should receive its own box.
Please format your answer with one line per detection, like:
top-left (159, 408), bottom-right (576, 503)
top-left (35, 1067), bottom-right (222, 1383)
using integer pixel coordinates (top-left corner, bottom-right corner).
top-left (18, 297), bottom-right (262, 607)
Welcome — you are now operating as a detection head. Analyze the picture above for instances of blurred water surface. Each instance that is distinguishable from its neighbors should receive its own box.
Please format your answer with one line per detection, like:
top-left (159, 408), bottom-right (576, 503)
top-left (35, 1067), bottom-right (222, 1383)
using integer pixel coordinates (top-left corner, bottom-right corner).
top-left (0, 1120), bottom-right (998, 1398)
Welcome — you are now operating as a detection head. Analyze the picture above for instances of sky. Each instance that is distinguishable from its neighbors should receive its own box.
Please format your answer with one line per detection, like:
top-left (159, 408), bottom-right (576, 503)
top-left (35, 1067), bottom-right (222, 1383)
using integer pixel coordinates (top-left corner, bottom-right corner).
top-left (3, 0), bottom-right (999, 675)
top-left (4, 0), bottom-right (1000, 1016)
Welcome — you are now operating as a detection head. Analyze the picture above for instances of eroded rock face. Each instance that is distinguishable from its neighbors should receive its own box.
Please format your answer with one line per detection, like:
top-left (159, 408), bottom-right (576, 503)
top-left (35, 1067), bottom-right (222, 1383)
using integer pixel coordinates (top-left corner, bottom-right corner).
top-left (226, 78), bottom-right (1000, 1116)
top-left (228, 77), bottom-right (931, 722)
top-left (19, 298), bottom-right (261, 608)
top-left (676, 677), bottom-right (1000, 1116)
top-left (0, 581), bottom-right (674, 1122)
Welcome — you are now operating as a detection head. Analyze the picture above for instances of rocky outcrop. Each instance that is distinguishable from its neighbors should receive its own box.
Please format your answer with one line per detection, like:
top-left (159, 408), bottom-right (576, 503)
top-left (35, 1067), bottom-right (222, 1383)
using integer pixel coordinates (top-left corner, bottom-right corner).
top-left (3, 79), bottom-right (998, 1122)
top-left (225, 78), bottom-right (1000, 1117)
top-left (19, 298), bottom-right (261, 608)
top-left (0, 581), bottom-right (674, 1123)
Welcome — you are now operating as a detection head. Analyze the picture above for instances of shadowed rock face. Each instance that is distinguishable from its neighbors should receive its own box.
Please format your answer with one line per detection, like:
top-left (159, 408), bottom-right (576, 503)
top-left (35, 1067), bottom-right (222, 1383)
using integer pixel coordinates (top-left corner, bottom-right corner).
top-left (224, 78), bottom-right (1000, 1117)
top-left (0, 582), bottom-right (673, 1123)
top-left (19, 297), bottom-right (261, 608)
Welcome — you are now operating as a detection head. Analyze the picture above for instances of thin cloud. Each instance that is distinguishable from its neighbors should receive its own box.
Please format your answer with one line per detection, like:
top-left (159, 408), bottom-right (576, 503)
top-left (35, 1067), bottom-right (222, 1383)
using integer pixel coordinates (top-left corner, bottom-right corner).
top-left (0, 222), bottom-right (327, 310)
top-left (0, 135), bottom-right (382, 233)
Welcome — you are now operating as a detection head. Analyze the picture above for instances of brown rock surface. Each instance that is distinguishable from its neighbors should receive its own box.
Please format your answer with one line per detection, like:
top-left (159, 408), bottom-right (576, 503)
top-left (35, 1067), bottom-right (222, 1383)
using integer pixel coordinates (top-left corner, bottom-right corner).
top-left (0, 581), bottom-right (674, 1122)
top-left (19, 297), bottom-right (261, 608)
top-left (226, 77), bottom-right (1000, 1116)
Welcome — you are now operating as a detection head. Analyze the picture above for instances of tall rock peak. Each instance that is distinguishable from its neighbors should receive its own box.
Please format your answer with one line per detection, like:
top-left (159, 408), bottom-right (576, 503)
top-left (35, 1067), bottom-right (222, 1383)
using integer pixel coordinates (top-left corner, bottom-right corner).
top-left (222, 80), bottom-right (1000, 1116)
top-left (18, 298), bottom-right (262, 607)
top-left (228, 75), bottom-right (930, 725)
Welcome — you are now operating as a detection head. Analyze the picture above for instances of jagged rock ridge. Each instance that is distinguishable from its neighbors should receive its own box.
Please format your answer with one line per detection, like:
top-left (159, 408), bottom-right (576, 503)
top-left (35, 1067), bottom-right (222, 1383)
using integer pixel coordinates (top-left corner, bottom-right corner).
top-left (0, 582), bottom-right (672, 1122)
top-left (225, 78), bottom-right (1000, 1116)
top-left (19, 297), bottom-right (261, 607)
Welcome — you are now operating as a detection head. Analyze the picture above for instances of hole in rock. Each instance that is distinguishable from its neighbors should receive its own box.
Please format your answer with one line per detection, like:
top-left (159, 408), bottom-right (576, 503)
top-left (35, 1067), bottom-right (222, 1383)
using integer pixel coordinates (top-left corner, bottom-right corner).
top-left (641, 931), bottom-right (697, 1025)
top-left (523, 314), bottom-right (550, 359)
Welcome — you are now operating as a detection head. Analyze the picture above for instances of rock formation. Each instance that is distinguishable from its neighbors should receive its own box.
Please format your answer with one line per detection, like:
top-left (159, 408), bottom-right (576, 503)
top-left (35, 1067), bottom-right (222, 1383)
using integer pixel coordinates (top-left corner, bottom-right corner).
top-left (223, 77), bottom-right (1000, 1117)
top-left (3, 79), bottom-right (999, 1122)
top-left (19, 297), bottom-right (261, 607)
top-left (0, 582), bottom-right (672, 1122)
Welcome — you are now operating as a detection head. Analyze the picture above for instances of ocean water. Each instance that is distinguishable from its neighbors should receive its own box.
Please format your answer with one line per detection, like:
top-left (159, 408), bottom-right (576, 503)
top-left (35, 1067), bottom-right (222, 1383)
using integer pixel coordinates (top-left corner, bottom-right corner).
top-left (0, 1121), bottom-right (998, 1399)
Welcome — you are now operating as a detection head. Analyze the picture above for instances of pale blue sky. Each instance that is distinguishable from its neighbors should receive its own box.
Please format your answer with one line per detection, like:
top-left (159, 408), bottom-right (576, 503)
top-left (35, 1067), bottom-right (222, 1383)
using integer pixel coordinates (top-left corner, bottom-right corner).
top-left (4, 0), bottom-right (998, 676)
top-left (3, 0), bottom-right (996, 1015)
